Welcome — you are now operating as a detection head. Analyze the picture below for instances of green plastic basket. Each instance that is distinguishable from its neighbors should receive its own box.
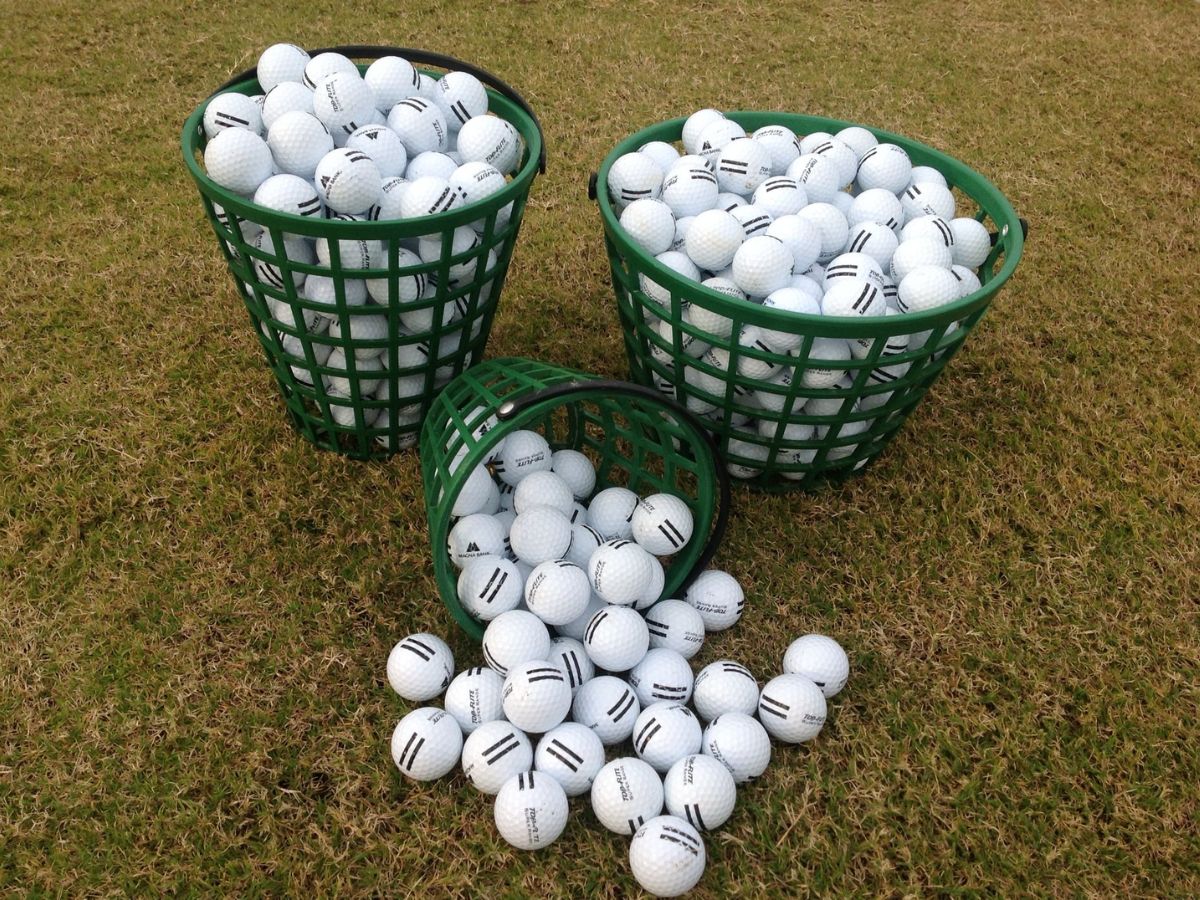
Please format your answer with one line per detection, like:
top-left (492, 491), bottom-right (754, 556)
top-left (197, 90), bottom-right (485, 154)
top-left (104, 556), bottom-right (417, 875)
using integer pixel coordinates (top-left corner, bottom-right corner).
top-left (593, 112), bottom-right (1024, 490)
top-left (421, 357), bottom-right (731, 640)
top-left (181, 46), bottom-right (545, 459)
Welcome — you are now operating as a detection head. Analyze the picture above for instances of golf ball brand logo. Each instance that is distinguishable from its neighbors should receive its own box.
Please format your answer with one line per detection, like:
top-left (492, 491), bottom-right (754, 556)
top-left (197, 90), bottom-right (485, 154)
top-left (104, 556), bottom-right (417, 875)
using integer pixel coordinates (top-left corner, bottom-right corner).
top-left (614, 765), bottom-right (633, 802)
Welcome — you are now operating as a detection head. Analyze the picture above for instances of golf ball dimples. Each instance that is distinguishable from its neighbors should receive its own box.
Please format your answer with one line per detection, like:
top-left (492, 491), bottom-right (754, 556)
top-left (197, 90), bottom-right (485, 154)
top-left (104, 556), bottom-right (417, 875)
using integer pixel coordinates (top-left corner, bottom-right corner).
top-left (630, 815), bottom-right (706, 897)
top-left (797, 337), bottom-right (851, 389)
top-left (257, 43), bottom-right (310, 93)
top-left (900, 181), bottom-right (956, 223)
top-left (810, 136), bottom-right (859, 187)
top-left (682, 108), bottom-right (726, 154)
top-left (322, 348), bottom-right (383, 395)
top-left (796, 202), bottom-right (850, 264)
top-left (406, 150), bottom-right (458, 182)
top-left (205, 127), bottom-right (274, 195)
top-left (621, 199), bottom-right (677, 256)
top-left (509, 506), bottom-right (572, 566)
top-left (261, 82), bottom-right (315, 131)
top-left (607, 152), bottom-right (664, 208)
top-left (591, 757), bottom-right (664, 835)
top-left (572, 675), bottom-right (640, 744)
top-left (901, 214), bottom-right (955, 250)
top-left (628, 648), bottom-right (695, 706)
top-left (822, 277), bottom-right (886, 318)
top-left (714, 137), bottom-right (772, 195)
top-left (758, 674), bottom-right (828, 743)
top-left (451, 463), bottom-right (495, 517)
top-left (950, 217), bottom-right (992, 268)
top-left (386, 632), bottom-right (454, 701)
top-left (644, 599), bottom-right (705, 659)
top-left (493, 429), bottom-right (552, 486)
top-left (783, 634), bottom-right (850, 698)
top-left (909, 164), bottom-right (948, 188)
top-left (436, 71), bottom-right (488, 129)
top-left (583, 604), bottom-right (649, 671)
top-left (683, 209), bottom-right (743, 271)
top-left (548, 636), bottom-right (594, 694)
top-left (203, 91), bottom-right (264, 140)
top-left (513, 470), bottom-right (574, 516)
top-left (364, 56), bottom-right (420, 111)
top-left (494, 770), bottom-right (568, 850)
top-left (481, 610), bottom-right (551, 676)
top-left (951, 264), bottom-right (982, 298)
top-left (856, 142), bottom-right (912, 194)
top-left (447, 513), bottom-right (508, 567)
top-left (834, 125), bottom-right (878, 160)
top-left (397, 174), bottom-right (458, 219)
top-left (845, 221), bottom-right (900, 269)
top-left (660, 165), bottom-right (719, 219)
top-left (551, 449), bottom-right (596, 500)
top-left (766, 214), bottom-right (822, 273)
top-left (633, 702), bottom-right (702, 774)
top-left (588, 540), bottom-right (654, 606)
top-left (630, 493), bottom-right (694, 556)
top-left (461, 720), bottom-right (534, 794)
top-left (444, 665), bottom-right (505, 733)
top-left (759, 287), bottom-right (821, 352)
top-left (447, 159), bottom-right (505, 205)
top-left (303, 51), bottom-right (357, 89)
top-left (524, 559), bottom-right (591, 626)
top-left (503, 659), bottom-right (573, 733)
top-left (390, 707), bottom-right (463, 781)
top-left (663, 754), bottom-right (737, 831)
top-left (897, 265), bottom-right (961, 314)
top-left (386, 96), bottom-right (449, 156)
top-left (313, 147), bottom-right (381, 215)
top-left (455, 115), bottom-right (521, 175)
top-left (685, 570), bottom-right (744, 632)
top-left (639, 140), bottom-right (681, 174)
top-left (638, 250), bottom-right (702, 310)
top-left (691, 660), bottom-right (759, 721)
top-left (345, 124), bottom-right (407, 178)
top-left (534, 722), bottom-right (606, 796)
top-left (637, 553), bottom-right (666, 611)
top-left (890, 238), bottom-right (953, 282)
top-left (587, 487), bottom-right (638, 540)
top-left (729, 203), bottom-right (774, 239)
top-left (312, 70), bottom-right (376, 131)
top-left (702, 712), bottom-right (772, 783)
top-left (731, 236), bottom-right (793, 297)
top-left (695, 118), bottom-right (747, 169)
top-left (253, 173), bottom-right (324, 218)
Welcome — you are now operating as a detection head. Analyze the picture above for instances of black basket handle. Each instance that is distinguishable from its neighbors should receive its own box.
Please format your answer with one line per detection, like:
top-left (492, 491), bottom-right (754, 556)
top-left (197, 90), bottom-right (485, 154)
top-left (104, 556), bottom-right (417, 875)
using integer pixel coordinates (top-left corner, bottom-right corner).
top-left (498, 379), bottom-right (732, 597)
top-left (217, 44), bottom-right (546, 174)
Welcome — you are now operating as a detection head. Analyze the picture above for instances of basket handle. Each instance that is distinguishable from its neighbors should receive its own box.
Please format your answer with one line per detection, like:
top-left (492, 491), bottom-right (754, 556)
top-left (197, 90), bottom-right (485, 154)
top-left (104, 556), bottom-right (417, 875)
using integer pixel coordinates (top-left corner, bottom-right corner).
top-left (497, 379), bottom-right (732, 597)
top-left (217, 44), bottom-right (546, 174)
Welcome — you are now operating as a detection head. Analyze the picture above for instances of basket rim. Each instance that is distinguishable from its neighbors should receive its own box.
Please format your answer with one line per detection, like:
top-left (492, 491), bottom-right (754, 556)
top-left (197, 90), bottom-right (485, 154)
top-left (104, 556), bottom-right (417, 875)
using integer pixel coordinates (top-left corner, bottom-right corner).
top-left (596, 111), bottom-right (1024, 330)
top-left (181, 53), bottom-right (544, 238)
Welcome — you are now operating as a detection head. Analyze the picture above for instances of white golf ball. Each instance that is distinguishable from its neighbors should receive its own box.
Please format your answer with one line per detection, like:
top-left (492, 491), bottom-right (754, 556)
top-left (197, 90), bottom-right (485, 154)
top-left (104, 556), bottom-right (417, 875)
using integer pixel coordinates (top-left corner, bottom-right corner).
top-left (588, 539), bottom-right (655, 606)
top-left (682, 109), bottom-right (726, 154)
top-left (910, 164), bottom-right (948, 188)
top-left (551, 449), bottom-right (596, 499)
top-left (783, 634), bottom-right (850, 698)
top-left (455, 114), bottom-right (521, 175)
top-left (448, 159), bottom-right (506, 209)
top-left (587, 486), bottom-right (638, 539)
top-left (949, 217), bottom-right (992, 268)
top-left (257, 42), bottom-right (310, 93)
top-left (659, 165), bottom-right (719, 218)
top-left (766, 214), bottom-right (822, 273)
top-left (691, 659), bottom-right (759, 721)
top-left (729, 203), bottom-right (774, 239)
top-left (253, 173), bottom-right (324, 219)
top-left (834, 125), bottom-right (878, 160)
top-left (564, 522), bottom-right (606, 571)
top-left (447, 513), bottom-right (507, 567)
top-left (900, 180), bottom-right (956, 223)
top-left (524, 559), bottom-right (592, 626)
top-left (951, 264), bottom-right (983, 298)
top-left (644, 599), bottom-right (705, 659)
top-left (547, 636), bottom-right (594, 695)
top-left (683, 209), bottom-right (744, 271)
top-left (628, 648), bottom-right (695, 706)
top-left (534, 722), bottom-right (606, 796)
top-left (786, 152), bottom-right (839, 204)
top-left (203, 91), bottom-right (263, 140)
top-left (891, 238), bottom-right (953, 282)
top-left (897, 265), bottom-right (961, 314)
top-left (302, 51), bottom-right (357, 89)
top-left (663, 754), bottom-right (737, 831)
top-left (620, 198), bottom-right (677, 256)
top-left (684, 570), bottom-right (744, 632)
top-left (390, 707), bottom-right (463, 781)
top-left (406, 150), bottom-right (458, 182)
top-left (444, 665), bottom-right (506, 734)
top-left (796, 202), bottom-right (850, 264)
top-left (591, 757), bottom-right (664, 835)
top-left (695, 118), bottom-right (747, 169)
top-left (701, 712), bottom-right (772, 783)
top-left (758, 673), bottom-right (828, 743)
top-left (714, 137), bottom-right (772, 195)
top-left (385, 633), bottom-right (454, 702)
top-left (752, 176), bottom-right (807, 218)
top-left (752, 123), bottom-right (802, 174)
top-left (583, 604), bottom-right (649, 671)
top-left (261, 82), bottom-right (315, 132)
top-left (809, 136), bottom-right (858, 187)
top-left (386, 96), bottom-right (449, 156)
top-left (844, 221), bottom-right (900, 270)
top-left (629, 815), bottom-right (706, 897)
top-left (364, 56), bottom-right (420, 111)
top-left (344, 123), bottom-right (407, 178)
top-left (481, 609), bottom-right (551, 676)
top-left (822, 277), bottom-right (886, 318)
top-left (461, 719), bottom-right (533, 794)
top-left (633, 701), bottom-right (702, 774)
top-left (731, 235), bottom-right (793, 297)
top-left (630, 493), bottom-right (694, 557)
top-left (759, 287), bottom-right (821, 352)
top-left (312, 70), bottom-right (376, 133)
top-left (451, 463), bottom-right (497, 518)
top-left (901, 214), bottom-right (955, 250)
top-left (494, 770), bottom-right (568, 850)
top-left (509, 506), bottom-right (572, 566)
top-left (856, 142), bottom-right (912, 193)
top-left (797, 337), bottom-right (852, 389)
top-left (436, 71), bottom-right (488, 130)
top-left (513, 470), bottom-right (574, 516)
top-left (572, 675), bottom-right (640, 745)
top-left (639, 140), bottom-right (681, 173)
top-left (608, 152), bottom-right (664, 209)
top-left (493, 429), bottom-right (552, 486)
top-left (205, 127), bottom-right (274, 195)
top-left (313, 147), bottom-right (381, 215)
top-left (397, 174), bottom-right (459, 219)
top-left (503, 659), bottom-right (573, 734)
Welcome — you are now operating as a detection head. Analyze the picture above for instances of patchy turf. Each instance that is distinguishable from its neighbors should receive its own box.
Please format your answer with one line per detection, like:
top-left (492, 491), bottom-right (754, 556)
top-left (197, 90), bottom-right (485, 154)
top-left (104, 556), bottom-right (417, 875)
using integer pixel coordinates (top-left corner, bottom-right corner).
top-left (2, 0), bottom-right (1198, 895)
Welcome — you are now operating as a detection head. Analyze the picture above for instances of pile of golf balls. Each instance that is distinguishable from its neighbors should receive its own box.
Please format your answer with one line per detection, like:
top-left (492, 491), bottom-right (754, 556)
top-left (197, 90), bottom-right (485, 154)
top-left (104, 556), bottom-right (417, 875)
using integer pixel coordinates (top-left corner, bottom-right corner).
top-left (386, 539), bottom-right (851, 895)
top-left (606, 109), bottom-right (994, 477)
top-left (199, 45), bottom-right (528, 436)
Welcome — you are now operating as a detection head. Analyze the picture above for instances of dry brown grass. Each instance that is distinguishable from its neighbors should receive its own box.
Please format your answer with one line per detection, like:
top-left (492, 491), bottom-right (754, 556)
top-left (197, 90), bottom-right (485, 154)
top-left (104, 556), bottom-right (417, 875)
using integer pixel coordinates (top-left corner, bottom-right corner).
top-left (2, 0), bottom-right (1198, 895)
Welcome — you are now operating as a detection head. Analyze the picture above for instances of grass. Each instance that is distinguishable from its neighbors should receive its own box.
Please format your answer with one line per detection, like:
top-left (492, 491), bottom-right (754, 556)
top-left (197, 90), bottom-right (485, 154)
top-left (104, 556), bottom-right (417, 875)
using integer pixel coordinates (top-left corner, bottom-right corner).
top-left (2, 0), bottom-right (1199, 894)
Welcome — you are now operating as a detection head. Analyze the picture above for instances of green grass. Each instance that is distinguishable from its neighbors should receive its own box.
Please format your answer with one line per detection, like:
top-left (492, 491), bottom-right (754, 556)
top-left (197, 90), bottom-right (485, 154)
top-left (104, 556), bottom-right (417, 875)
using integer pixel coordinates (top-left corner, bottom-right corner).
top-left (3, 0), bottom-right (1199, 895)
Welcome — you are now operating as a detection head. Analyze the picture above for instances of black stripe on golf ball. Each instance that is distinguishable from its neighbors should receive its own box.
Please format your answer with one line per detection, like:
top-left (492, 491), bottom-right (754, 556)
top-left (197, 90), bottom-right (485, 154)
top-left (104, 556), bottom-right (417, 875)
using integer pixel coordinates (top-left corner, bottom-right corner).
top-left (483, 732), bottom-right (522, 764)
top-left (609, 689), bottom-right (636, 722)
top-left (759, 694), bottom-right (789, 717)
top-left (635, 719), bottom-right (662, 753)
top-left (547, 739), bottom-right (583, 771)
top-left (400, 733), bottom-right (425, 771)
top-left (558, 651), bottom-right (584, 687)
top-left (657, 520), bottom-right (684, 547)
top-left (585, 610), bottom-right (608, 644)
top-left (401, 638), bottom-right (434, 661)
top-left (685, 803), bottom-right (707, 831)
top-left (482, 643), bottom-right (505, 675)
